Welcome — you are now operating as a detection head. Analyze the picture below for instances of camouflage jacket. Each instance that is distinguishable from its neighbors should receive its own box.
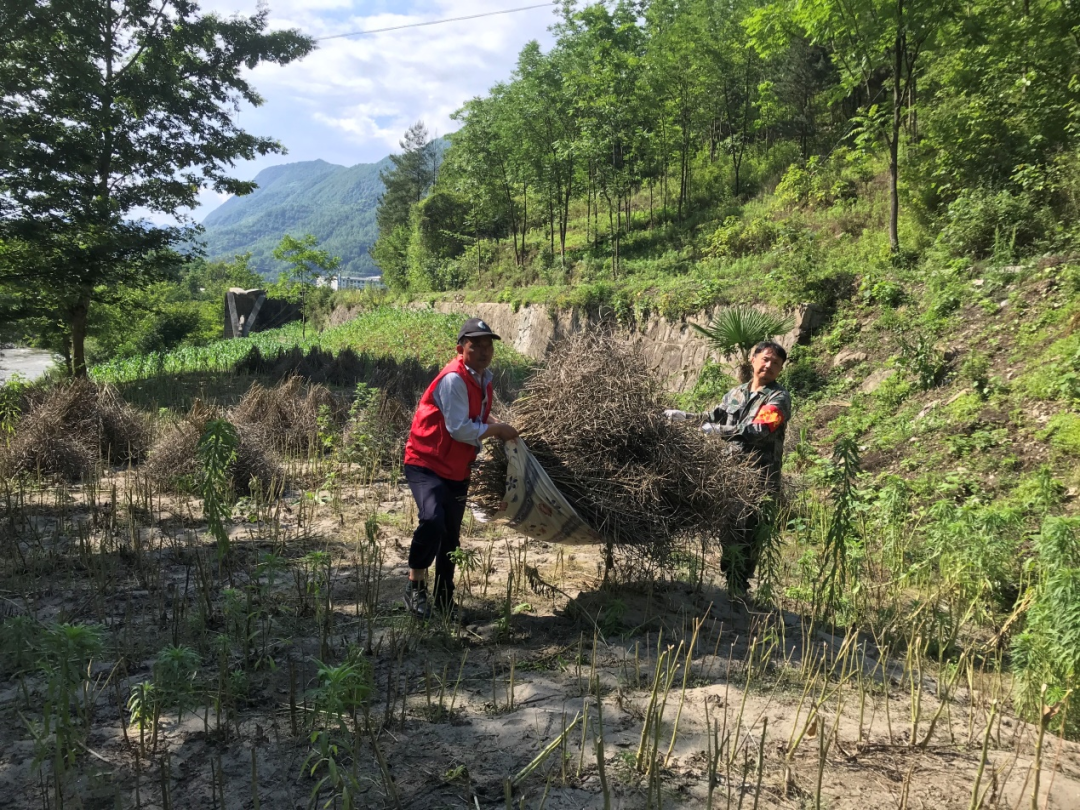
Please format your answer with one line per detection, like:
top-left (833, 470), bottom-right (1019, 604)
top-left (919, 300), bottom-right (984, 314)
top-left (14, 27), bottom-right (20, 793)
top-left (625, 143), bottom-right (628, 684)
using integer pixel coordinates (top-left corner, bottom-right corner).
top-left (702, 381), bottom-right (791, 490)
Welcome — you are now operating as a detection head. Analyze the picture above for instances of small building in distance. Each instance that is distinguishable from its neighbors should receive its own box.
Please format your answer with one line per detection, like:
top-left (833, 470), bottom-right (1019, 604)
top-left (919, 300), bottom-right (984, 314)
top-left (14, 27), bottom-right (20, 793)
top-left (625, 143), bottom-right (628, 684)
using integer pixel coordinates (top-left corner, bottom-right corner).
top-left (317, 274), bottom-right (386, 291)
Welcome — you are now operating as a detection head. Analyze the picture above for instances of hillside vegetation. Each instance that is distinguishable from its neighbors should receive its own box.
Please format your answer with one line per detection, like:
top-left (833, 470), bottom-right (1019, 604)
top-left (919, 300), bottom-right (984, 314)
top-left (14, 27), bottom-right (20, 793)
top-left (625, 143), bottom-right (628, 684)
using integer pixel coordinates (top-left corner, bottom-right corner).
top-left (363, 0), bottom-right (1080, 727)
top-left (199, 158), bottom-right (388, 280)
top-left (5, 0), bottom-right (1080, 806)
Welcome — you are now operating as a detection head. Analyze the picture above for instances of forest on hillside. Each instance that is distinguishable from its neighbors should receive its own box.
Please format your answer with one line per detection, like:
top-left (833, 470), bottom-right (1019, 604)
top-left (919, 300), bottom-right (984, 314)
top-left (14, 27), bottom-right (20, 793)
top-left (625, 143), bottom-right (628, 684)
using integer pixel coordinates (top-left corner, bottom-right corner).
top-left (199, 158), bottom-right (390, 281)
top-left (374, 0), bottom-right (1080, 295)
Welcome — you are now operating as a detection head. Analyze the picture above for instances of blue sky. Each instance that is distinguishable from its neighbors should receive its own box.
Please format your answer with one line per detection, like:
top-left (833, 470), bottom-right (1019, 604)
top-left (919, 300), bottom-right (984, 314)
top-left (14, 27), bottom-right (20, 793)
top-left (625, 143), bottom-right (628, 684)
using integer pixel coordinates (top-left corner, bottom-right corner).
top-left (190, 0), bottom-right (559, 221)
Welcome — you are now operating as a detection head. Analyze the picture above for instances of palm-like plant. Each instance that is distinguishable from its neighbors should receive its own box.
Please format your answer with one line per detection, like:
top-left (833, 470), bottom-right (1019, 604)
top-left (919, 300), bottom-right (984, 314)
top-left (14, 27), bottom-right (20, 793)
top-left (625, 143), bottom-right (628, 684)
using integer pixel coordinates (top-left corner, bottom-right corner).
top-left (691, 306), bottom-right (794, 383)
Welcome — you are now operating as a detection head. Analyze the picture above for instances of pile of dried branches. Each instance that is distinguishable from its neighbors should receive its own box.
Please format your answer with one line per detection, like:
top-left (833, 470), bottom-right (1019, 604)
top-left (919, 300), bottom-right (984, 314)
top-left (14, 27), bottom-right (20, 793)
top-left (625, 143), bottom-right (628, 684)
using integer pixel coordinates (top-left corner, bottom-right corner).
top-left (1, 379), bottom-right (151, 481)
top-left (143, 401), bottom-right (281, 496)
top-left (472, 332), bottom-right (766, 568)
top-left (231, 376), bottom-right (347, 455)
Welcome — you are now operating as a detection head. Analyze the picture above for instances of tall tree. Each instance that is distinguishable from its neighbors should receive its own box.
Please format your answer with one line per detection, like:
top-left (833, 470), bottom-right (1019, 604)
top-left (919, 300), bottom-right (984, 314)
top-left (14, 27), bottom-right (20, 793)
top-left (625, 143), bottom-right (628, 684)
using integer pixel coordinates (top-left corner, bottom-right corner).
top-left (445, 91), bottom-right (529, 270)
top-left (372, 121), bottom-right (438, 286)
top-left (271, 234), bottom-right (340, 338)
top-left (513, 42), bottom-right (579, 262)
top-left (557, 0), bottom-right (647, 276)
top-left (921, 0), bottom-right (1080, 200)
top-left (0, 0), bottom-right (314, 375)
top-left (376, 121), bottom-right (438, 233)
top-left (794, 0), bottom-right (954, 252)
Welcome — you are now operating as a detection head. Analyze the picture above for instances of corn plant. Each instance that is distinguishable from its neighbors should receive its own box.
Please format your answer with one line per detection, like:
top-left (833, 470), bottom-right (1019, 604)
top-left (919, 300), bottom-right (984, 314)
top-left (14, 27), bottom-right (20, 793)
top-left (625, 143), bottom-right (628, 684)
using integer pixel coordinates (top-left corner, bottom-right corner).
top-left (815, 437), bottom-right (861, 618)
top-left (303, 647), bottom-right (374, 810)
top-left (152, 645), bottom-right (201, 723)
top-left (0, 374), bottom-right (28, 444)
top-left (197, 418), bottom-right (239, 561)
top-left (127, 681), bottom-right (159, 756)
top-left (33, 622), bottom-right (104, 767)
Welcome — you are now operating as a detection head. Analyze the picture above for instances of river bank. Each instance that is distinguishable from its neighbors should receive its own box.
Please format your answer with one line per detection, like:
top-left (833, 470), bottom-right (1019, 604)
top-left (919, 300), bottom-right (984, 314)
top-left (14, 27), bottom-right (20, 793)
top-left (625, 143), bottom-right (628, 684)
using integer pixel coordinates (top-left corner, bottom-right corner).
top-left (0, 346), bottom-right (57, 384)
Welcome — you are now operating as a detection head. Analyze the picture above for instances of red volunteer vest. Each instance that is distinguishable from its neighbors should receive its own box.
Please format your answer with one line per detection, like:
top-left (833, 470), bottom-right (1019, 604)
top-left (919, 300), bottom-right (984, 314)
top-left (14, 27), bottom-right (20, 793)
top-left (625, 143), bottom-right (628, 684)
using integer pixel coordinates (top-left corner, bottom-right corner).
top-left (404, 357), bottom-right (493, 481)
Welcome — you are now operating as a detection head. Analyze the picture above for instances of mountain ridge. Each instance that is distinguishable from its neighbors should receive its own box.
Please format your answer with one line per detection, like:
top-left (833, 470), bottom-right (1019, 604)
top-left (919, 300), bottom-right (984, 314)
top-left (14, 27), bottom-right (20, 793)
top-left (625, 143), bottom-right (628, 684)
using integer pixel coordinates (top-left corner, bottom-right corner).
top-left (198, 156), bottom-right (391, 279)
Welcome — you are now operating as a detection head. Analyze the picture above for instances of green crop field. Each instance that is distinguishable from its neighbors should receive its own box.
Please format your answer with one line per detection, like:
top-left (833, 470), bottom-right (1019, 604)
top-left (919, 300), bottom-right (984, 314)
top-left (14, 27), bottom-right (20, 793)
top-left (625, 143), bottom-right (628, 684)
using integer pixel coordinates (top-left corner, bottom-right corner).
top-left (88, 307), bottom-right (530, 386)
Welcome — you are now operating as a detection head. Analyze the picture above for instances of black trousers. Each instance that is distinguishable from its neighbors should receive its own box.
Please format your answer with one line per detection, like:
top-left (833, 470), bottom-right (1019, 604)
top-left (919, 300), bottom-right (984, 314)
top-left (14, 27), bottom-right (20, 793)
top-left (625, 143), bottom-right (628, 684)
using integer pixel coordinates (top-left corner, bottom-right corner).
top-left (721, 496), bottom-right (778, 596)
top-left (404, 464), bottom-right (469, 604)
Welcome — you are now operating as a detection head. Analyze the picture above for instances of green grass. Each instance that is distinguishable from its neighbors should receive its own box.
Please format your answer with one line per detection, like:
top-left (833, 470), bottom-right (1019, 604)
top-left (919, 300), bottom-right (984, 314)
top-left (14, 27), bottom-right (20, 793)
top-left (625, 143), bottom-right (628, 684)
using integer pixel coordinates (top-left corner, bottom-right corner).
top-left (1042, 412), bottom-right (1080, 457)
top-left (89, 307), bottom-right (532, 387)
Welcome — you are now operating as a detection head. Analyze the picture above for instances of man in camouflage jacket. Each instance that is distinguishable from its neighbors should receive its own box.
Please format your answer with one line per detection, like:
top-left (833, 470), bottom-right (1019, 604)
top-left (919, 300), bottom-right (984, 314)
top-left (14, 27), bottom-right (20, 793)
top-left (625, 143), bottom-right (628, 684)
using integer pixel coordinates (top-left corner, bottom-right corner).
top-left (669, 340), bottom-right (791, 598)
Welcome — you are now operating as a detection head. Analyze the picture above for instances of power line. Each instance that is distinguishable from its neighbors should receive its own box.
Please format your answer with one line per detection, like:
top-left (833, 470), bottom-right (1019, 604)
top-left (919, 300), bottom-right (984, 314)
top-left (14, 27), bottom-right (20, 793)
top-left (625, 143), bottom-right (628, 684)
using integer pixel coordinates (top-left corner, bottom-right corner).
top-left (316, 3), bottom-right (553, 42)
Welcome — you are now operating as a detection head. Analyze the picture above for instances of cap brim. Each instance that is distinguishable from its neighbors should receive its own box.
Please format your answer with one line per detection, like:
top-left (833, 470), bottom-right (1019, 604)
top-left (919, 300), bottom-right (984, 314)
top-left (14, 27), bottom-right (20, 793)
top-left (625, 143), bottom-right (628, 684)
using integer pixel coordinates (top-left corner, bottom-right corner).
top-left (460, 331), bottom-right (501, 340)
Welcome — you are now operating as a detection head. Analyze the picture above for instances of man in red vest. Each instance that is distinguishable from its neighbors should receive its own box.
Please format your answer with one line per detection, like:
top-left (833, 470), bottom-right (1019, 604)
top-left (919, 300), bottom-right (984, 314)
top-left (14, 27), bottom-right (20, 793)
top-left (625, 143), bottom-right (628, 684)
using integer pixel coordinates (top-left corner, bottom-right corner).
top-left (403, 318), bottom-right (518, 619)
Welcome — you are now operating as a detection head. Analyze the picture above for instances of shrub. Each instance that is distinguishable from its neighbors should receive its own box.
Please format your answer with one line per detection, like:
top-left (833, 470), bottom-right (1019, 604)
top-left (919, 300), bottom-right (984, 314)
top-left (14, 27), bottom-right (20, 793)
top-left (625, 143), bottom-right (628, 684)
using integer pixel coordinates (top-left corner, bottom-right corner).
top-left (747, 141), bottom-right (802, 191)
top-left (1012, 517), bottom-right (1080, 732)
top-left (897, 333), bottom-right (948, 390)
top-left (680, 359), bottom-right (737, 412)
top-left (340, 382), bottom-right (411, 469)
top-left (939, 189), bottom-right (1054, 259)
top-left (708, 215), bottom-right (781, 258)
top-left (859, 276), bottom-right (905, 307)
top-left (781, 354), bottom-right (829, 399)
top-left (774, 161), bottom-right (823, 208)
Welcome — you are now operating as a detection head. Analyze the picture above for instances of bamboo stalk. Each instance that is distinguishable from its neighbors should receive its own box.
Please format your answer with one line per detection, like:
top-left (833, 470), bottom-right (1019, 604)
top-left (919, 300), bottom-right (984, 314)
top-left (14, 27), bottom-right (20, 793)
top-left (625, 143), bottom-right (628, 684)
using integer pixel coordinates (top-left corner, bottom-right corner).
top-left (969, 700), bottom-right (998, 810)
top-left (511, 713), bottom-right (582, 788)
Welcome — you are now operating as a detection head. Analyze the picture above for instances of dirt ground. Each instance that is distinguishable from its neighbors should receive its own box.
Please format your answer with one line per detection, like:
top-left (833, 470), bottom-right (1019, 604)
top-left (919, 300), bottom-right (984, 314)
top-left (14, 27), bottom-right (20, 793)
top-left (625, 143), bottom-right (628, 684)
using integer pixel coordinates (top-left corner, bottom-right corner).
top-left (2, 468), bottom-right (1079, 810)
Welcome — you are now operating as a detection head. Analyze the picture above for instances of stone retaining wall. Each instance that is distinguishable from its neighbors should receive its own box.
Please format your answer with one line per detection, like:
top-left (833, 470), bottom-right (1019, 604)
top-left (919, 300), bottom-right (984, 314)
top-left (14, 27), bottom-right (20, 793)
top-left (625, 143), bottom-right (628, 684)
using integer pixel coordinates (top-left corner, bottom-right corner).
top-left (423, 301), bottom-right (824, 393)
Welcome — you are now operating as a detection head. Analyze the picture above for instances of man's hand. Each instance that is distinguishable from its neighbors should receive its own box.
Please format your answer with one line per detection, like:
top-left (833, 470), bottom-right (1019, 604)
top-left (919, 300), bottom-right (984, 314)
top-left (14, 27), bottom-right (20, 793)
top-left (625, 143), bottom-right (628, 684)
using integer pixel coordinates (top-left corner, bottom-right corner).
top-left (485, 422), bottom-right (519, 441)
top-left (702, 423), bottom-right (737, 437)
top-left (663, 409), bottom-right (690, 422)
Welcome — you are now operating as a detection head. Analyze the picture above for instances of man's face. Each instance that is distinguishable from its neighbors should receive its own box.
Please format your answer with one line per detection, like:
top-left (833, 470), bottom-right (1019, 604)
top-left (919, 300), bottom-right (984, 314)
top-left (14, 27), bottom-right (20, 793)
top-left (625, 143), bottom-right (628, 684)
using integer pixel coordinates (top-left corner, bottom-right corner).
top-left (458, 336), bottom-right (495, 372)
top-left (750, 348), bottom-right (784, 385)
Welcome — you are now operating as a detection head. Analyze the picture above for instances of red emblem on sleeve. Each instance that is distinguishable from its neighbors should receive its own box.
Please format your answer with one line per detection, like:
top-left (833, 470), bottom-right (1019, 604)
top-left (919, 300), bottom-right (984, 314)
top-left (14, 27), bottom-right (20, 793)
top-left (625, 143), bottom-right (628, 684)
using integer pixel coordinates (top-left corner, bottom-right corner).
top-left (752, 404), bottom-right (784, 432)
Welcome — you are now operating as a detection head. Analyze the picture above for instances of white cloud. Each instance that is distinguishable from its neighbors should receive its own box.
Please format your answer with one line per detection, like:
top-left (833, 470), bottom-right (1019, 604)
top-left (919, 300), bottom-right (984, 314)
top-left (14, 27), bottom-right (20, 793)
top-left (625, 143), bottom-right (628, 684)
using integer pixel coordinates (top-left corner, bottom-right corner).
top-left (186, 0), bottom-right (558, 220)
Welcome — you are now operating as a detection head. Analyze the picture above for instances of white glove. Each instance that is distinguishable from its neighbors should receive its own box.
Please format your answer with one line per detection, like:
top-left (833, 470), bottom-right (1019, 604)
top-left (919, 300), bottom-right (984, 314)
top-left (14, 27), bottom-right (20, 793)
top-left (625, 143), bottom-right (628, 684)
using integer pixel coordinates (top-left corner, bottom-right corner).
top-left (701, 422), bottom-right (724, 434)
top-left (663, 409), bottom-right (690, 422)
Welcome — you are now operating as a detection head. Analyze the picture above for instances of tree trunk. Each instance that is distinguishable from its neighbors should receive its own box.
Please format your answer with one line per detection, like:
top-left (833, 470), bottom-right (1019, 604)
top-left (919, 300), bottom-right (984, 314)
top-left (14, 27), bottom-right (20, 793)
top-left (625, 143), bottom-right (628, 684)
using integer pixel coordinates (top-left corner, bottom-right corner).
top-left (605, 192), bottom-right (616, 279)
top-left (889, 0), bottom-right (904, 254)
top-left (548, 196), bottom-right (555, 257)
top-left (560, 169), bottom-right (571, 262)
top-left (733, 145), bottom-right (742, 196)
top-left (908, 69), bottom-right (918, 141)
top-left (649, 178), bottom-right (654, 230)
top-left (585, 170), bottom-right (591, 245)
top-left (476, 226), bottom-right (482, 284)
top-left (69, 290), bottom-right (91, 378)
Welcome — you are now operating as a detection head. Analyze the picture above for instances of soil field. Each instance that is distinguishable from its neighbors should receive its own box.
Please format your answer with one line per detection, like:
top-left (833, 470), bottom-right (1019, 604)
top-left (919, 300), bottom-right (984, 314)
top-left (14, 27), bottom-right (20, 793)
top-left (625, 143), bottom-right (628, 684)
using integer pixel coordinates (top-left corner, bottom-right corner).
top-left (1, 464), bottom-right (1079, 810)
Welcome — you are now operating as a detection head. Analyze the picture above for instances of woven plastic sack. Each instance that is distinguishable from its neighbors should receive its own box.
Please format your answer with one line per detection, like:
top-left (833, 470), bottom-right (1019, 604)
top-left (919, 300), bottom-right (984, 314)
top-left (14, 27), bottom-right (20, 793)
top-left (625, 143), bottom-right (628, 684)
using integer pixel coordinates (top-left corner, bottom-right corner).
top-left (490, 438), bottom-right (602, 544)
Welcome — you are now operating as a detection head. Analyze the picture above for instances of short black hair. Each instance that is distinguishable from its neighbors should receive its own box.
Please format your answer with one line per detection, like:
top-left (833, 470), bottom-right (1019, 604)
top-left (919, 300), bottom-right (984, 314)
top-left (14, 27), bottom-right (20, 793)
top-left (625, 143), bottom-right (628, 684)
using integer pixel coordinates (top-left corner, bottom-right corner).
top-left (751, 340), bottom-right (787, 363)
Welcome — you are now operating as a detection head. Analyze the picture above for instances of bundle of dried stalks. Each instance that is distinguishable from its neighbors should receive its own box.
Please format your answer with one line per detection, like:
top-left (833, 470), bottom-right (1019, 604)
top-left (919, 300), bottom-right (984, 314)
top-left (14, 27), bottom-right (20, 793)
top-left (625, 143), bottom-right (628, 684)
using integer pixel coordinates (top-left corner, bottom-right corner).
top-left (95, 383), bottom-right (153, 464)
top-left (472, 332), bottom-right (766, 568)
top-left (144, 402), bottom-right (281, 496)
top-left (0, 379), bottom-right (151, 481)
top-left (230, 376), bottom-right (346, 455)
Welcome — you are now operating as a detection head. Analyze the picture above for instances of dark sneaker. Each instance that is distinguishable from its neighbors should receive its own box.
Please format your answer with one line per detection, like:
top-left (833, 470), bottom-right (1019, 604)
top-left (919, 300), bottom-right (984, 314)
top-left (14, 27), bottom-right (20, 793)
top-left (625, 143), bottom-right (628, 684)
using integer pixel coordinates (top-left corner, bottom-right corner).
top-left (404, 582), bottom-right (431, 619)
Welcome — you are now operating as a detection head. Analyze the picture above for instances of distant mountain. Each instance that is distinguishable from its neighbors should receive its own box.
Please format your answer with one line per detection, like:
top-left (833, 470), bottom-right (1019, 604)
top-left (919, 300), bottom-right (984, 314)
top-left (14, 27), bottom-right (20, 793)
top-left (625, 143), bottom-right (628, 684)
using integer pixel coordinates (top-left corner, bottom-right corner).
top-left (198, 156), bottom-right (391, 279)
